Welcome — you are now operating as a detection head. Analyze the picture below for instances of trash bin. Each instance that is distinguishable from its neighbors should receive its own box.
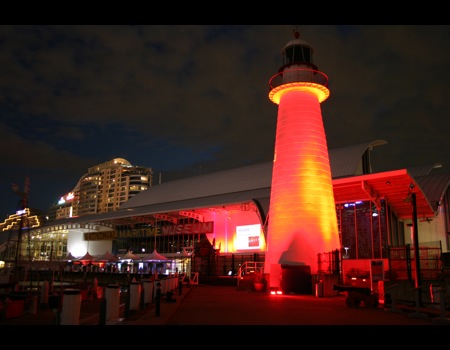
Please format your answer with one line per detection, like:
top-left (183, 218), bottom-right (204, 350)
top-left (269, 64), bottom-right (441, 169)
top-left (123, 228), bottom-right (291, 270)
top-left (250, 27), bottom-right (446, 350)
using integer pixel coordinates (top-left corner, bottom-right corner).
top-left (430, 284), bottom-right (440, 303)
top-left (315, 282), bottom-right (323, 297)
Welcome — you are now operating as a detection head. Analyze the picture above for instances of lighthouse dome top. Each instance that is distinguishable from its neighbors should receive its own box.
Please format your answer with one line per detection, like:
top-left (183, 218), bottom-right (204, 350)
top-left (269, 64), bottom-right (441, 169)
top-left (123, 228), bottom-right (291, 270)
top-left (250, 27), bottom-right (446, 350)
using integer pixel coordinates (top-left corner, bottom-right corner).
top-left (281, 30), bottom-right (312, 53)
top-left (279, 30), bottom-right (316, 70)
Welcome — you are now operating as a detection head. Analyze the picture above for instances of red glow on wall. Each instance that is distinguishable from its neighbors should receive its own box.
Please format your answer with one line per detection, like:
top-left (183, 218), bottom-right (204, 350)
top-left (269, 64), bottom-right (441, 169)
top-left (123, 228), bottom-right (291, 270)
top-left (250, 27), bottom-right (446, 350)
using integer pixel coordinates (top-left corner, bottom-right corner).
top-left (266, 87), bottom-right (340, 275)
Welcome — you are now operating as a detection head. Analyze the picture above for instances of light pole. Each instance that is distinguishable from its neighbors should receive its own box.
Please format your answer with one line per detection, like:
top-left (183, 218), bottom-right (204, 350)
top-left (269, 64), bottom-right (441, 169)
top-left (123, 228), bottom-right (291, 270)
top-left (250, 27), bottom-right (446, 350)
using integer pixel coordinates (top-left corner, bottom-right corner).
top-left (405, 183), bottom-right (422, 307)
top-left (410, 187), bottom-right (422, 306)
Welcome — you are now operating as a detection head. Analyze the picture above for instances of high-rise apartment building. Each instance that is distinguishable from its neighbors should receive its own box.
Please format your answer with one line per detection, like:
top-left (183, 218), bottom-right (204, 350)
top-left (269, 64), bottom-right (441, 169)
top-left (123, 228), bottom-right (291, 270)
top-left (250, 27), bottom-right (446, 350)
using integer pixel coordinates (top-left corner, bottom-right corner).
top-left (48, 158), bottom-right (153, 220)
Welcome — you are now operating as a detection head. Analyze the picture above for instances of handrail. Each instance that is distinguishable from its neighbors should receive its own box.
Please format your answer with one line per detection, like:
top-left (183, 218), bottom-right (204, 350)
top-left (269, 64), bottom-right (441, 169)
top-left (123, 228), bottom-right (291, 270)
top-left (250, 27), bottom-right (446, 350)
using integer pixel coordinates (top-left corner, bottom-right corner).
top-left (237, 261), bottom-right (264, 280)
top-left (268, 67), bottom-right (329, 91)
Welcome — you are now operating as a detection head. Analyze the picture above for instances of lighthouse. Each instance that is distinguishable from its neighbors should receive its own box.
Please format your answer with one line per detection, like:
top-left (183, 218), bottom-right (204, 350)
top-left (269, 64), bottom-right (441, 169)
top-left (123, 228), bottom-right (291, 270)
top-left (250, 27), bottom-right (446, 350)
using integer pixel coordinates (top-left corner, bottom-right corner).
top-left (265, 30), bottom-right (340, 292)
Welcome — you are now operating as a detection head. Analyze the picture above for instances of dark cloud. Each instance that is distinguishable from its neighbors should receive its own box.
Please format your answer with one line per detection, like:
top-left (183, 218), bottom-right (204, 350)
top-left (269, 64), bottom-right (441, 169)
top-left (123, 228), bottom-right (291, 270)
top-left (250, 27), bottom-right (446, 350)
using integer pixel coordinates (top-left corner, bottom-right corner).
top-left (0, 25), bottom-right (449, 219)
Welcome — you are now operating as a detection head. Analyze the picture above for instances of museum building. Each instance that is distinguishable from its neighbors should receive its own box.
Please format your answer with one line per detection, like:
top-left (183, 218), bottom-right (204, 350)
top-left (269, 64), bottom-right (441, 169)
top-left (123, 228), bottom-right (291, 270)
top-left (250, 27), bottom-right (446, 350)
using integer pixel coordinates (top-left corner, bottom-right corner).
top-left (1, 140), bottom-right (447, 287)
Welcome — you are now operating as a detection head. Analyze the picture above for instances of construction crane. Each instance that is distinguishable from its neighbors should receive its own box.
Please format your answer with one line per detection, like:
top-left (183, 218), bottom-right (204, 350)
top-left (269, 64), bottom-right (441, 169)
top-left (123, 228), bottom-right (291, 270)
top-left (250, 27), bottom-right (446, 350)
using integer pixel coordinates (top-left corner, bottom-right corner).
top-left (11, 177), bottom-right (31, 286)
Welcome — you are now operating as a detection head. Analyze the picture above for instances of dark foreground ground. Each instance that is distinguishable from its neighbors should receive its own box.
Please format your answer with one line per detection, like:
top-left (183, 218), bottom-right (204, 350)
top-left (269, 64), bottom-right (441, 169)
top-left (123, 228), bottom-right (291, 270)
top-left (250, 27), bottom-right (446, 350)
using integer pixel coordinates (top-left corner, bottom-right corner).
top-left (2, 282), bottom-right (449, 345)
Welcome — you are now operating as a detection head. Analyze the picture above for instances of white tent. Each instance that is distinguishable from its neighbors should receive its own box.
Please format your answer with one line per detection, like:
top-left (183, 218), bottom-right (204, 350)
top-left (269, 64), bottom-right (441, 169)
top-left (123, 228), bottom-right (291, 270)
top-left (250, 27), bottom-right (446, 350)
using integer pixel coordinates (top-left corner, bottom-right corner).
top-left (95, 251), bottom-right (118, 262)
top-left (76, 251), bottom-right (95, 262)
top-left (119, 250), bottom-right (140, 261)
top-left (62, 252), bottom-right (79, 261)
top-left (173, 248), bottom-right (192, 260)
top-left (144, 249), bottom-right (168, 261)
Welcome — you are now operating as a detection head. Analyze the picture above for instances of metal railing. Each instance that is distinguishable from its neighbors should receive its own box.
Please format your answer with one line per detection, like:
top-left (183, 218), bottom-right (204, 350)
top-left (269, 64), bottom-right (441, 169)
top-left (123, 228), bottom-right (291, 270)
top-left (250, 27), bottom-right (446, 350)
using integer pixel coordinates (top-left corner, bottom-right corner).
top-left (237, 261), bottom-right (264, 280)
top-left (268, 67), bottom-right (329, 92)
top-left (388, 244), bottom-right (444, 281)
top-left (236, 261), bottom-right (265, 289)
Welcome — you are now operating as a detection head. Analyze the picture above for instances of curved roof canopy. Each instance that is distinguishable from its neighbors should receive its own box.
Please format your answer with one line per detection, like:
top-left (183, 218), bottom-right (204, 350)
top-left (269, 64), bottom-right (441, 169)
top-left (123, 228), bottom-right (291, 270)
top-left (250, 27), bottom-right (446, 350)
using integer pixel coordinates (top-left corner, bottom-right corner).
top-left (39, 140), bottom-right (447, 228)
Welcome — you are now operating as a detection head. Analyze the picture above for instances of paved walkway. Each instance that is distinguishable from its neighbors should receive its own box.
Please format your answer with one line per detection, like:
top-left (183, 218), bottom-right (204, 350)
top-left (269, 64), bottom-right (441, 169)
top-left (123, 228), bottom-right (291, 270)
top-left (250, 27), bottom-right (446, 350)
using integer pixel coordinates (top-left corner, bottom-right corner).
top-left (121, 284), bottom-right (450, 326)
top-left (2, 284), bottom-right (450, 328)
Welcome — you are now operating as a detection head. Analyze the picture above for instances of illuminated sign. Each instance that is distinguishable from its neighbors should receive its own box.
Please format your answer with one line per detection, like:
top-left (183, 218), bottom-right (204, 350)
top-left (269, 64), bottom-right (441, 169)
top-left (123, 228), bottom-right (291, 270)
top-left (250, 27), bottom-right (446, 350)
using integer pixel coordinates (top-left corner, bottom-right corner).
top-left (162, 222), bottom-right (214, 235)
top-left (236, 224), bottom-right (261, 250)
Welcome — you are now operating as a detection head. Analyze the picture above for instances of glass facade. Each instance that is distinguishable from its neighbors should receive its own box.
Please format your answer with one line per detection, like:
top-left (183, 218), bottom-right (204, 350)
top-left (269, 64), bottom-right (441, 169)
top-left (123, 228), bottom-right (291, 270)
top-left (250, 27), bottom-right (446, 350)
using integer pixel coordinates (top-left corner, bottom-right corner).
top-left (3, 198), bottom-right (396, 268)
top-left (338, 199), bottom-right (388, 260)
top-left (113, 222), bottom-right (202, 257)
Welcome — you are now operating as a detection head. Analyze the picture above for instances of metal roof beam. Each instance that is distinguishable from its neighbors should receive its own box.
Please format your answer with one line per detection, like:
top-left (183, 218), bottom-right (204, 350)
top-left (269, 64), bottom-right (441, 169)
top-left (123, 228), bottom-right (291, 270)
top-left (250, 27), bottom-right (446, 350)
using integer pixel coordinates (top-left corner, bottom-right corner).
top-left (155, 213), bottom-right (178, 224)
top-left (361, 181), bottom-right (381, 210)
top-left (178, 210), bottom-right (204, 222)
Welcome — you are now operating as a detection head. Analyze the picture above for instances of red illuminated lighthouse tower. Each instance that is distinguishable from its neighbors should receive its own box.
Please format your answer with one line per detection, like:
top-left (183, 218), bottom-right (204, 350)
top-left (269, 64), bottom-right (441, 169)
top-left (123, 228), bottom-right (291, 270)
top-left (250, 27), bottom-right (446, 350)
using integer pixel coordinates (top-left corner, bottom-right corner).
top-left (265, 30), bottom-right (340, 292)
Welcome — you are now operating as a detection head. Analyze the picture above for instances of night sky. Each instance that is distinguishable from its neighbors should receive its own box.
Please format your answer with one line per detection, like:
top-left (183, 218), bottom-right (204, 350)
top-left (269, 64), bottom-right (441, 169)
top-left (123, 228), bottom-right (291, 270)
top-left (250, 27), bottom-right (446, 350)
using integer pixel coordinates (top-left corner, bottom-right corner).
top-left (1, 25), bottom-right (449, 220)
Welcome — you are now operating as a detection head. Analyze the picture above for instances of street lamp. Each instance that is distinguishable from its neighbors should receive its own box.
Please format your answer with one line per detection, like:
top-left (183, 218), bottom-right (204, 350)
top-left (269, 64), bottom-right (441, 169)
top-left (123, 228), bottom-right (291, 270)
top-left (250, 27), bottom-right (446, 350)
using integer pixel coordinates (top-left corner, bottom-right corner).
top-left (405, 183), bottom-right (422, 306)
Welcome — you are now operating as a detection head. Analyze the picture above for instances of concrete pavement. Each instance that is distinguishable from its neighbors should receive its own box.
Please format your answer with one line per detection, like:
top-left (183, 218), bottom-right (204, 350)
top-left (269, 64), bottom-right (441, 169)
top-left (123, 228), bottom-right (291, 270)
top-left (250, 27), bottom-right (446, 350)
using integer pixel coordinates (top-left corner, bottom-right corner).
top-left (124, 284), bottom-right (448, 326)
top-left (2, 283), bottom-right (450, 327)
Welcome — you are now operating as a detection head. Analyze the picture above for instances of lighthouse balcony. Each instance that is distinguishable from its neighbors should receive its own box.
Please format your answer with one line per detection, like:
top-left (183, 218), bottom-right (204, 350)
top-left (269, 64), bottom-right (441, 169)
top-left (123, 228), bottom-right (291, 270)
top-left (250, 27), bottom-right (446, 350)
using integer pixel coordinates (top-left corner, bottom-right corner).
top-left (268, 67), bottom-right (328, 91)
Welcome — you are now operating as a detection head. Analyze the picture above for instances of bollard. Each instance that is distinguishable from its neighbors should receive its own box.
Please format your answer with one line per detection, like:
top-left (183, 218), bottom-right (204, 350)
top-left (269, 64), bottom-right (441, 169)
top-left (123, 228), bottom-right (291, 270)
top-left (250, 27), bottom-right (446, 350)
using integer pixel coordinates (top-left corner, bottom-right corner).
top-left (105, 284), bottom-right (120, 321)
top-left (431, 287), bottom-right (450, 324)
top-left (409, 287), bottom-right (428, 319)
top-left (124, 286), bottom-right (130, 318)
top-left (384, 284), bottom-right (401, 313)
top-left (54, 308), bottom-right (60, 325)
top-left (91, 277), bottom-right (99, 300)
top-left (40, 280), bottom-right (49, 308)
top-left (315, 282), bottom-right (323, 298)
top-left (140, 283), bottom-right (145, 310)
top-left (29, 295), bottom-right (38, 315)
top-left (155, 282), bottom-right (161, 317)
top-left (171, 275), bottom-right (176, 291)
top-left (129, 281), bottom-right (141, 311)
top-left (439, 287), bottom-right (446, 317)
top-left (97, 286), bottom-right (104, 299)
top-left (430, 284), bottom-right (440, 304)
top-left (143, 280), bottom-right (153, 304)
top-left (60, 289), bottom-right (82, 325)
top-left (98, 298), bottom-right (107, 325)
top-left (384, 293), bottom-right (392, 308)
top-left (152, 283), bottom-right (155, 303)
